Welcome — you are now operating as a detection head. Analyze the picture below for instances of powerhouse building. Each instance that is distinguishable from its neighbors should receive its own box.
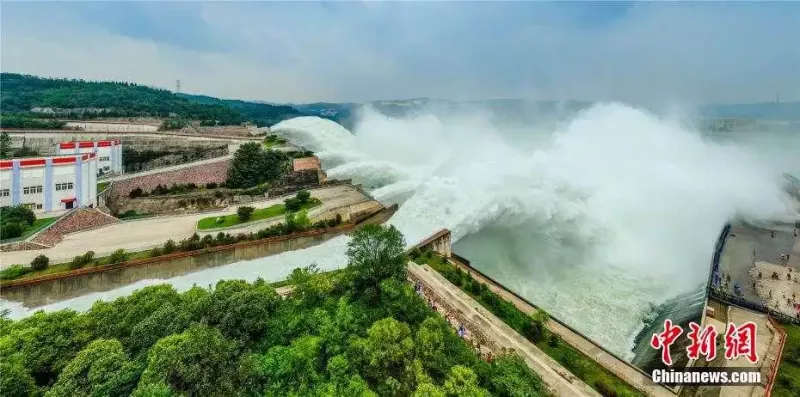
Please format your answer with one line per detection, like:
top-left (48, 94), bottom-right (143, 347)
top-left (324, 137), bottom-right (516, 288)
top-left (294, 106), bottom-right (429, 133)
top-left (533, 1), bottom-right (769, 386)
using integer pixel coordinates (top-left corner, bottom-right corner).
top-left (57, 140), bottom-right (122, 175)
top-left (0, 153), bottom-right (98, 213)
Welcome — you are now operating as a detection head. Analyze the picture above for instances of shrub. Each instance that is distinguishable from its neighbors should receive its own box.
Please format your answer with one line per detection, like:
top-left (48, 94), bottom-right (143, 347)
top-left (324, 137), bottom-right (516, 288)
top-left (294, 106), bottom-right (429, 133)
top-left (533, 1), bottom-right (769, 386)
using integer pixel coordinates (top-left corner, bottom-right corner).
top-left (296, 190), bottom-right (311, 203)
top-left (69, 251), bottom-right (96, 269)
top-left (163, 239), bottom-right (177, 254)
top-left (30, 255), bottom-right (49, 271)
top-left (107, 249), bottom-right (128, 265)
top-left (215, 217), bottom-right (225, 224)
top-left (202, 235), bottom-right (214, 247)
top-left (150, 247), bottom-right (163, 258)
top-left (237, 206), bottom-right (255, 222)
top-left (293, 210), bottom-right (310, 231)
top-left (0, 264), bottom-right (30, 281)
top-left (0, 221), bottom-right (24, 239)
top-left (594, 380), bottom-right (617, 397)
top-left (187, 183), bottom-right (197, 190)
top-left (284, 197), bottom-right (301, 212)
top-left (548, 333), bottom-right (560, 348)
top-left (206, 182), bottom-right (218, 189)
top-left (129, 187), bottom-right (144, 199)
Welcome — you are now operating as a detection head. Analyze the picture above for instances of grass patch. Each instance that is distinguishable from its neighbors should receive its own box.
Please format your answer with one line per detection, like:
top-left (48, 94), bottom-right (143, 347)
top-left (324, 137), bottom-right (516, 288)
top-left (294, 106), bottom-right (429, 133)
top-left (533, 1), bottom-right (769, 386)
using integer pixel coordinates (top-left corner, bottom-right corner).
top-left (97, 181), bottom-right (110, 192)
top-left (8, 249), bottom-right (156, 281)
top-left (773, 323), bottom-right (800, 397)
top-left (196, 198), bottom-right (321, 230)
top-left (415, 251), bottom-right (644, 397)
top-left (22, 217), bottom-right (57, 238)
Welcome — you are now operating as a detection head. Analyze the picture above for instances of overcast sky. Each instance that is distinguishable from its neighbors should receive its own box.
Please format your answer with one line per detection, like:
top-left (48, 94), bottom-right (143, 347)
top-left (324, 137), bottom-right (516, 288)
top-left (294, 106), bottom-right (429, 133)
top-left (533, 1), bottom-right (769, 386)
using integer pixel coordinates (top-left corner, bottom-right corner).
top-left (1, 1), bottom-right (798, 105)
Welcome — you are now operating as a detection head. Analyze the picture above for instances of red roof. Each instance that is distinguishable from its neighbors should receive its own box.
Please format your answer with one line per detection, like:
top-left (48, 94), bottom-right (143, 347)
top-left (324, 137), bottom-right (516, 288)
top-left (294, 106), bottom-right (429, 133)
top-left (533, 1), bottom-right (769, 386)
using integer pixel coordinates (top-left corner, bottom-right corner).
top-left (59, 140), bottom-right (121, 149)
top-left (0, 153), bottom-right (97, 170)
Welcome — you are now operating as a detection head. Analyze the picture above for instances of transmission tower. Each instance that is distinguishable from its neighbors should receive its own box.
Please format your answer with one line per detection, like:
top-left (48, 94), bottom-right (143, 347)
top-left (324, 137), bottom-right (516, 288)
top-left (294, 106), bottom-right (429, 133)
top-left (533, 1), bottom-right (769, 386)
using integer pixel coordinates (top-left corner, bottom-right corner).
top-left (176, 79), bottom-right (181, 94)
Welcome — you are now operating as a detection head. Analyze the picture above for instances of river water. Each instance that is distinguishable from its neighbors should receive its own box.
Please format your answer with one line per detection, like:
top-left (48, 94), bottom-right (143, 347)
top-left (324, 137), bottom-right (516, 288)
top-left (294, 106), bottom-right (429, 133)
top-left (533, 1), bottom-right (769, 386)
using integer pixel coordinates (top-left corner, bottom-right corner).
top-left (3, 102), bottom-right (798, 363)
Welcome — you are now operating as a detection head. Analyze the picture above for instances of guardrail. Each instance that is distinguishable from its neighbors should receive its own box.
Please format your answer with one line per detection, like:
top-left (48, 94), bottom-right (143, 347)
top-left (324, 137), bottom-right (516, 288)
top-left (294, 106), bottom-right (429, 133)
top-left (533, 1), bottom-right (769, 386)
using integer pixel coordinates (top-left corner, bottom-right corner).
top-left (704, 222), bottom-right (800, 324)
top-left (764, 316), bottom-right (787, 397)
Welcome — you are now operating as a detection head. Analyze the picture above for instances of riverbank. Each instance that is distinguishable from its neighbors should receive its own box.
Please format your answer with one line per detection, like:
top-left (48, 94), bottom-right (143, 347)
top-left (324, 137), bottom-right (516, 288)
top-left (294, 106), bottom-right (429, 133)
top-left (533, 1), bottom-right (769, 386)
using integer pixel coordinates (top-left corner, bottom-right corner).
top-left (0, 184), bottom-right (371, 267)
top-left (0, 204), bottom-right (396, 307)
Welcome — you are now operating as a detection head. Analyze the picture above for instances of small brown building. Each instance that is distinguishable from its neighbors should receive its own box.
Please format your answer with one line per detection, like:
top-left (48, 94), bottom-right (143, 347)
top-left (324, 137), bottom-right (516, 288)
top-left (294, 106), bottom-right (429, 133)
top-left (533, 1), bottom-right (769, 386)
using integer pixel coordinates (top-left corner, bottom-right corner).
top-left (292, 156), bottom-right (327, 184)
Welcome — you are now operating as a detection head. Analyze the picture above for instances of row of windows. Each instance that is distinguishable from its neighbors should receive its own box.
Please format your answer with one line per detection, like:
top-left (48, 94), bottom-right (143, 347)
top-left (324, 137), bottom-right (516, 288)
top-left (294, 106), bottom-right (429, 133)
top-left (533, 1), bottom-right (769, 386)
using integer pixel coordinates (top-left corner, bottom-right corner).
top-left (100, 156), bottom-right (110, 161)
top-left (0, 183), bottom-right (76, 197)
top-left (23, 203), bottom-right (43, 210)
top-left (23, 186), bottom-right (43, 195)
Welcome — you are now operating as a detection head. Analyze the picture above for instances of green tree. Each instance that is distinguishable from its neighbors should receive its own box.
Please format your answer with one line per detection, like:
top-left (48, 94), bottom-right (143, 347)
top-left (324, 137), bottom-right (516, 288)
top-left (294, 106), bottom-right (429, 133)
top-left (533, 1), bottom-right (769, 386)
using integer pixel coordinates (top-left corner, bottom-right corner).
top-left (0, 356), bottom-right (37, 397)
top-left (236, 206), bottom-right (255, 222)
top-left (2, 310), bottom-right (89, 386)
top-left (442, 365), bottom-right (490, 397)
top-left (46, 339), bottom-right (138, 397)
top-left (30, 254), bottom-right (50, 271)
top-left (0, 132), bottom-right (12, 159)
top-left (226, 143), bottom-right (288, 188)
top-left (346, 224), bottom-right (407, 301)
top-left (296, 190), bottom-right (311, 203)
top-left (487, 354), bottom-right (547, 397)
top-left (362, 317), bottom-right (416, 394)
top-left (138, 325), bottom-right (239, 396)
top-left (413, 382), bottom-right (447, 397)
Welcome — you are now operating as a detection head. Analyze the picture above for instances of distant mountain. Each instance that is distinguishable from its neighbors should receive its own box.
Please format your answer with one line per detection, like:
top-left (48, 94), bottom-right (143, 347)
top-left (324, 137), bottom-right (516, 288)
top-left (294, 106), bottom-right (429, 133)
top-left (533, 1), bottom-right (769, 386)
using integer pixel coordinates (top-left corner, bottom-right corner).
top-left (177, 93), bottom-right (306, 127)
top-left (0, 73), bottom-right (244, 125)
top-left (698, 102), bottom-right (800, 121)
top-left (0, 73), bottom-right (318, 129)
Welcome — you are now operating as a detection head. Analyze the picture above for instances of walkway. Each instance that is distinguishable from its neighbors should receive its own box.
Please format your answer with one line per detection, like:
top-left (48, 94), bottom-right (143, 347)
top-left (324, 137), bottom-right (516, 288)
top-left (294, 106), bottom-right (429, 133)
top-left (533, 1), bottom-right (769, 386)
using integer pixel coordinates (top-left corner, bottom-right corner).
top-left (447, 256), bottom-right (676, 397)
top-left (0, 185), bottom-right (370, 267)
top-left (408, 263), bottom-right (600, 397)
top-left (100, 145), bottom-right (301, 183)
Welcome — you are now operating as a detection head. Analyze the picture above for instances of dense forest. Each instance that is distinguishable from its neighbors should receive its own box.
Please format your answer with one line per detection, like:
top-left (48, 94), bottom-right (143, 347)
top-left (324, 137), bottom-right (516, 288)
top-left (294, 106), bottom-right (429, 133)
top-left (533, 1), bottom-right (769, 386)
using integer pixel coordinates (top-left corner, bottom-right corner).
top-left (0, 225), bottom-right (546, 397)
top-left (0, 73), bottom-right (310, 127)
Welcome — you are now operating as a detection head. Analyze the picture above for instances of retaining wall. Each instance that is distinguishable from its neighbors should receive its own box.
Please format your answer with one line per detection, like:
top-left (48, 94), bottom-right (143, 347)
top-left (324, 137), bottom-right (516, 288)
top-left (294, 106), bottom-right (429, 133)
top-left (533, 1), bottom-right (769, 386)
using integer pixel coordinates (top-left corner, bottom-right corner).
top-left (107, 159), bottom-right (230, 199)
top-left (0, 204), bottom-right (398, 307)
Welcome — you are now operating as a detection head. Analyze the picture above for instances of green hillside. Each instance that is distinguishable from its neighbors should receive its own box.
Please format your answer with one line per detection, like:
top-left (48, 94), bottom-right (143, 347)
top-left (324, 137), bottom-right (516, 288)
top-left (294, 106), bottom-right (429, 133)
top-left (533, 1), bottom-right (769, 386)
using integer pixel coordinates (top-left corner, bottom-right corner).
top-left (0, 73), bottom-right (309, 128)
top-left (178, 93), bottom-right (305, 127)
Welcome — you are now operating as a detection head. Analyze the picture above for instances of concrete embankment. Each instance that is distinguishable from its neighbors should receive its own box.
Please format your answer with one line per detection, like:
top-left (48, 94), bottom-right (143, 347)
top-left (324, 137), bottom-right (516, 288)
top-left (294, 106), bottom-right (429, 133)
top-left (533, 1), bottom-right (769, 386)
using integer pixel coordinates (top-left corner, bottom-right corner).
top-left (0, 204), bottom-right (397, 307)
top-left (0, 184), bottom-right (371, 268)
top-left (409, 229), bottom-right (674, 397)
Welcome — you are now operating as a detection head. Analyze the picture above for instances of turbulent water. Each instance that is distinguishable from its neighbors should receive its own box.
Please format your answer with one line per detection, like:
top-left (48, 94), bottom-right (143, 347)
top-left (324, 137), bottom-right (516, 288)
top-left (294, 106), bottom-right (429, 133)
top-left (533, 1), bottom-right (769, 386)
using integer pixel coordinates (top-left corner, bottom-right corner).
top-left (270, 103), bottom-right (799, 359)
top-left (3, 102), bottom-right (798, 361)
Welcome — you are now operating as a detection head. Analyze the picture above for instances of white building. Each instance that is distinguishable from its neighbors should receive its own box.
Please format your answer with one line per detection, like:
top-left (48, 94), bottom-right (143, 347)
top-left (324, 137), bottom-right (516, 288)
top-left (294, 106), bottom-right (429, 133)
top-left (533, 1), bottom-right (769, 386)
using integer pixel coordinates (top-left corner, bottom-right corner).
top-left (57, 140), bottom-right (123, 175)
top-left (0, 153), bottom-right (98, 213)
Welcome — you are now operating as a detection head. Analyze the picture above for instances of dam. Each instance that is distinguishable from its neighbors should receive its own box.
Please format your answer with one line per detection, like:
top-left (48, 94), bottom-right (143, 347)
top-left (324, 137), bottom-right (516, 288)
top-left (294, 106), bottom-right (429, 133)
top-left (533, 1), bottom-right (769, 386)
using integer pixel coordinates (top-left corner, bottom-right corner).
top-left (3, 104), bottom-right (798, 379)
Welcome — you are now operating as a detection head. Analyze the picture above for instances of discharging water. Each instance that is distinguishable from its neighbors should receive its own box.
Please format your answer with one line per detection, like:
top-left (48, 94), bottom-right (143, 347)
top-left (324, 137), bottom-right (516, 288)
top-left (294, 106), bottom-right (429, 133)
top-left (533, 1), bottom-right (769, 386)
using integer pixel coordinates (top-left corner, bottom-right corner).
top-left (3, 102), bottom-right (798, 363)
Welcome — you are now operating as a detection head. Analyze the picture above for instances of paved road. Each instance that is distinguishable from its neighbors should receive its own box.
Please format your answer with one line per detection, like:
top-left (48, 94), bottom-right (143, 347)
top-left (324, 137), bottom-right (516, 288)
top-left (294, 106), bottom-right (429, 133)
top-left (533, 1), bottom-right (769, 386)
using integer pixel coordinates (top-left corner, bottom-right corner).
top-left (0, 185), bottom-right (370, 267)
top-left (100, 145), bottom-right (302, 183)
top-left (409, 263), bottom-right (600, 397)
top-left (446, 256), bottom-right (676, 397)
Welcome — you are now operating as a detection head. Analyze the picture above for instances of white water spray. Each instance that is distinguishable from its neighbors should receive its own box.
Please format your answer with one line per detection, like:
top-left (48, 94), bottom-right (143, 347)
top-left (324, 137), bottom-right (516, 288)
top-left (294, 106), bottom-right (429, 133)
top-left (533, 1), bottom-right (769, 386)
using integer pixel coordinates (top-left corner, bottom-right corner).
top-left (4, 102), bottom-right (796, 360)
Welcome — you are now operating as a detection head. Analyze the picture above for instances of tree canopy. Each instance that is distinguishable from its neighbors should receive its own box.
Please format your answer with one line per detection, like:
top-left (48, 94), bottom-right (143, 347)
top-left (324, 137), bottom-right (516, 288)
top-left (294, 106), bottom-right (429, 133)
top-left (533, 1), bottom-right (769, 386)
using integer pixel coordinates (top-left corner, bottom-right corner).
top-left (0, 226), bottom-right (547, 396)
top-left (226, 142), bottom-right (290, 188)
